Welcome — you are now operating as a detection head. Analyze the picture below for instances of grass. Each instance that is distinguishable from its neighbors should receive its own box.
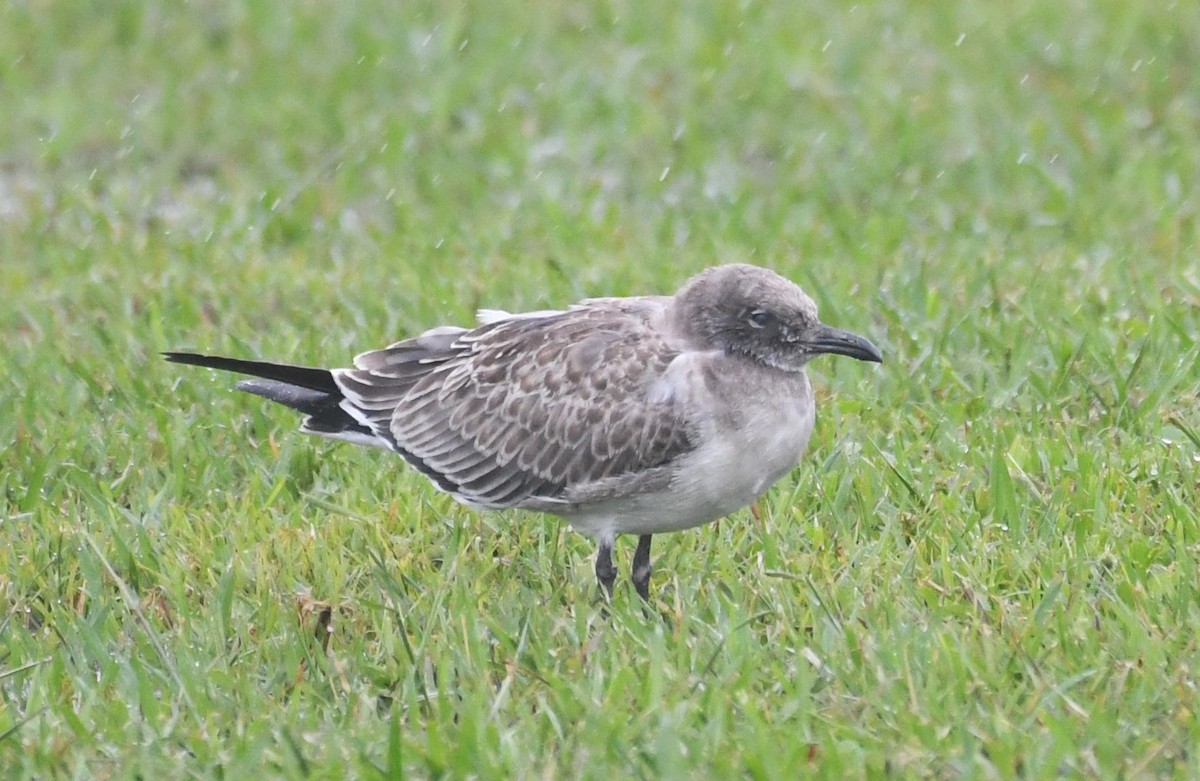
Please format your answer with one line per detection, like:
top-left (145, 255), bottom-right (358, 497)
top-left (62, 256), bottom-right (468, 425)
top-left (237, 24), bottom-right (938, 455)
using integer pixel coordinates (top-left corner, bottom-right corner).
top-left (2, 0), bottom-right (1199, 777)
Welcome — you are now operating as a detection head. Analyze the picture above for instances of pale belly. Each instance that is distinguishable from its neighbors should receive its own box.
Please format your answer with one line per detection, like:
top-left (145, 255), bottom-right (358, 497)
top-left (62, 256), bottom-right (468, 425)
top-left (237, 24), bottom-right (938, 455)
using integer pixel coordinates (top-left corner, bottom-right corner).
top-left (565, 376), bottom-right (816, 538)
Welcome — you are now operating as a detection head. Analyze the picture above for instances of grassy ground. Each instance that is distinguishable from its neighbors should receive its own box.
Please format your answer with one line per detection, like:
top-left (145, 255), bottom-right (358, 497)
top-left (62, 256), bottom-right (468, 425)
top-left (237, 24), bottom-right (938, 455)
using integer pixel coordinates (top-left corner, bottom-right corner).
top-left (2, 0), bottom-right (1198, 777)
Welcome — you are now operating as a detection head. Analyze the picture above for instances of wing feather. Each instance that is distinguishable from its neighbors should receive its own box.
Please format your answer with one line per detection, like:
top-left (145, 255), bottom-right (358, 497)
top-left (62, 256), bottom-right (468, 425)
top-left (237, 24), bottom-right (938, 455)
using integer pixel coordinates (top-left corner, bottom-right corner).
top-left (331, 301), bottom-right (695, 509)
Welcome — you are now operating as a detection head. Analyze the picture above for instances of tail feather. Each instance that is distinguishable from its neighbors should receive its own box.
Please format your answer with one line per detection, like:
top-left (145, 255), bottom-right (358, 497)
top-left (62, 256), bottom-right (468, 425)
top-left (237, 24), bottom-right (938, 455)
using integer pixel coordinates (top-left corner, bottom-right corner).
top-left (236, 378), bottom-right (341, 417)
top-left (166, 349), bottom-right (469, 490)
top-left (162, 352), bottom-right (339, 394)
top-left (164, 351), bottom-right (380, 444)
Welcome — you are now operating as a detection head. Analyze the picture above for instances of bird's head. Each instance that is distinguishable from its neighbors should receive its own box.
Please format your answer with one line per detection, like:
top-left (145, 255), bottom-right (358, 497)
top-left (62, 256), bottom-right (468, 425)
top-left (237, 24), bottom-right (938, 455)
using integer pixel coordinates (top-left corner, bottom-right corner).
top-left (672, 264), bottom-right (883, 372)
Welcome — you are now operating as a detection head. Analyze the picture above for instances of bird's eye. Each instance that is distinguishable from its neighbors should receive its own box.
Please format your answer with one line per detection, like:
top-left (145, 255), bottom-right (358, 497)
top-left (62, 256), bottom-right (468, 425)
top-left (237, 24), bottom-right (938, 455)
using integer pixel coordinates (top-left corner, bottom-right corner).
top-left (747, 309), bottom-right (774, 328)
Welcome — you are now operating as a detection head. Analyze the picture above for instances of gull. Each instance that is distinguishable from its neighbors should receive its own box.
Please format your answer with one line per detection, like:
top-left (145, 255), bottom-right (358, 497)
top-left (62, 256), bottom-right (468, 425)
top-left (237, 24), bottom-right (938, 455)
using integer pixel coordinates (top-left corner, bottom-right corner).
top-left (165, 264), bottom-right (882, 600)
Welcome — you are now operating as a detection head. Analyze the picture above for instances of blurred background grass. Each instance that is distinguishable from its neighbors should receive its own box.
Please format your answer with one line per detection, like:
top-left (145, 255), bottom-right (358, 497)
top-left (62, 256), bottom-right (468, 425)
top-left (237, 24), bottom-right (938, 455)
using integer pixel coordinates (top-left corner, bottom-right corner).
top-left (2, 1), bottom-right (1198, 778)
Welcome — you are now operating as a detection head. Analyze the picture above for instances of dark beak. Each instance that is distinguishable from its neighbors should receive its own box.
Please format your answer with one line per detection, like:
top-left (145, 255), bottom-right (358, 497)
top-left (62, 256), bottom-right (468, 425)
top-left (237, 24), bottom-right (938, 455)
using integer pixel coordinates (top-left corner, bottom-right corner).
top-left (806, 325), bottom-right (883, 363)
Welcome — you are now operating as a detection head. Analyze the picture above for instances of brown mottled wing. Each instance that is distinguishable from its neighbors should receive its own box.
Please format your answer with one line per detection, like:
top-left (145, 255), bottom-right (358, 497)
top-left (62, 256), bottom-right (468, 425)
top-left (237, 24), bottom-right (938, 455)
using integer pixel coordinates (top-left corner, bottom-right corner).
top-left (332, 302), bottom-right (694, 509)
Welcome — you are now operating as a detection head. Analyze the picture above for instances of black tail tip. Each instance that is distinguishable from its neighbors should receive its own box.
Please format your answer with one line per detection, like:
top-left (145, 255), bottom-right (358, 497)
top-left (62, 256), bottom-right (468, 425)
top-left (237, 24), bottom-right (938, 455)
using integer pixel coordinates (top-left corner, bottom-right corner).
top-left (163, 351), bottom-right (210, 367)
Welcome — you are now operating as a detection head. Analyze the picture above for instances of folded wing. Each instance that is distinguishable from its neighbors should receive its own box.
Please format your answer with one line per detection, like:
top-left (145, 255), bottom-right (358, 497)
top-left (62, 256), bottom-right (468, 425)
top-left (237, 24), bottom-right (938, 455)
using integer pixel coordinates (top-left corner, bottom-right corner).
top-left (334, 303), bottom-right (695, 509)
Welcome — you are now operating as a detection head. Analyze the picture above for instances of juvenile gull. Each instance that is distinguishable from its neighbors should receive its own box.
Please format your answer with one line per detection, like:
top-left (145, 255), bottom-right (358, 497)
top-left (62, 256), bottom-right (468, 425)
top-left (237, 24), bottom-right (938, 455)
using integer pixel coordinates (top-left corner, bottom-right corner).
top-left (165, 264), bottom-right (882, 600)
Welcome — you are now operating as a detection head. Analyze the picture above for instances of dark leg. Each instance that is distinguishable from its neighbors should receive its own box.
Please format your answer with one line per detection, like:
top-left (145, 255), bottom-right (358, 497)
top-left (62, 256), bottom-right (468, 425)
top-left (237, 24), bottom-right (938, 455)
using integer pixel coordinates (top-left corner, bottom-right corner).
top-left (595, 539), bottom-right (617, 600)
top-left (631, 534), bottom-right (653, 601)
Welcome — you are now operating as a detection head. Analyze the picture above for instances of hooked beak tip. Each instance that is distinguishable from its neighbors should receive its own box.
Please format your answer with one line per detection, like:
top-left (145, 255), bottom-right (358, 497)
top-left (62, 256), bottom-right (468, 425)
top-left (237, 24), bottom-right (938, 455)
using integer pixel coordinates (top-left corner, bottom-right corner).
top-left (808, 326), bottom-right (883, 364)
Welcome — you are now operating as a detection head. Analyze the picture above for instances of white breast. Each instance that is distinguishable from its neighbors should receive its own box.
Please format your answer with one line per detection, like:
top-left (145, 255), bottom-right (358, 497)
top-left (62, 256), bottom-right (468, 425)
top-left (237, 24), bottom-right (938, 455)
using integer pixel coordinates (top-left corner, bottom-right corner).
top-left (566, 360), bottom-right (815, 538)
top-left (656, 373), bottom-right (814, 530)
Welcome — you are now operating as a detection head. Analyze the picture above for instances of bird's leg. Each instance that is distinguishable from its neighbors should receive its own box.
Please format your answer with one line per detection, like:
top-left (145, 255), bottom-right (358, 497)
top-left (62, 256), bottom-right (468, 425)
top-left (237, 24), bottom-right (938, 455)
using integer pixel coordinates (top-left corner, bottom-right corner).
top-left (595, 539), bottom-right (617, 600)
top-left (631, 534), bottom-right (653, 601)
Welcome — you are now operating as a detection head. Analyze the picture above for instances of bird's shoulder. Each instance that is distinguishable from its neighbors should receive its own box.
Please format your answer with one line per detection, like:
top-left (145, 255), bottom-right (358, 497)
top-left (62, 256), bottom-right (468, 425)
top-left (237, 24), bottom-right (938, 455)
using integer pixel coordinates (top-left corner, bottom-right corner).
top-left (458, 295), bottom-right (681, 392)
